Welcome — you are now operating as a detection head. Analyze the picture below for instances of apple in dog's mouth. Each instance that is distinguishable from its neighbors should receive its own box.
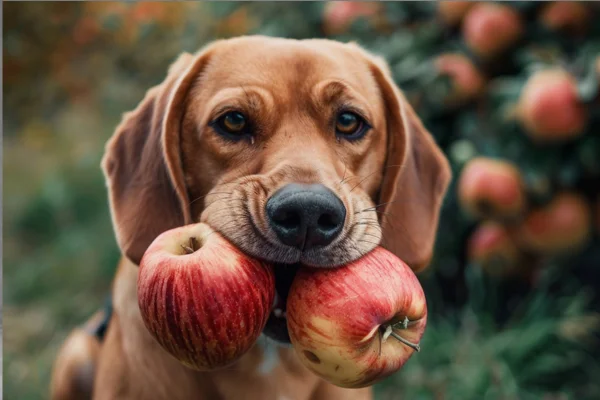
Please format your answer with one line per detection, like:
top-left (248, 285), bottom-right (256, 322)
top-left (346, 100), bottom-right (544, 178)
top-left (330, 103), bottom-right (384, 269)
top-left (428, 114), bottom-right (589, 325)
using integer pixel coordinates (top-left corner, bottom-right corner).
top-left (286, 247), bottom-right (427, 388)
top-left (137, 223), bottom-right (275, 370)
top-left (262, 263), bottom-right (301, 344)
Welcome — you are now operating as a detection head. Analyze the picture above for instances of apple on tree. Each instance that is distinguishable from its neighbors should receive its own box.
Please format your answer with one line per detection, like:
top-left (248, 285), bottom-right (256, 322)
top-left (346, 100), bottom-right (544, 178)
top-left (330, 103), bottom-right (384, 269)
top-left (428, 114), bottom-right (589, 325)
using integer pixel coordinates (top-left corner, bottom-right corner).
top-left (137, 223), bottom-right (275, 371)
top-left (286, 246), bottom-right (427, 388)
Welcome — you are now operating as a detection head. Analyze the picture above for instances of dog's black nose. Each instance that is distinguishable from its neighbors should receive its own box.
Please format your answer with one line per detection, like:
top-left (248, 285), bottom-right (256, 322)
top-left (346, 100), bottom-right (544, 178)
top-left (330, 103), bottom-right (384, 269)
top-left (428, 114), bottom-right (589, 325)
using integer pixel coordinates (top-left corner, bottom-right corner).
top-left (266, 183), bottom-right (346, 250)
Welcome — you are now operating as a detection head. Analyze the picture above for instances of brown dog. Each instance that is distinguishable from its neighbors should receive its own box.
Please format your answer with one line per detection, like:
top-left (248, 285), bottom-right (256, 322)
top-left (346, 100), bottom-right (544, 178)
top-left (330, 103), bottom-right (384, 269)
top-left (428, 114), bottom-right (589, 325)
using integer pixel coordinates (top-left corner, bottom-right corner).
top-left (50, 36), bottom-right (451, 400)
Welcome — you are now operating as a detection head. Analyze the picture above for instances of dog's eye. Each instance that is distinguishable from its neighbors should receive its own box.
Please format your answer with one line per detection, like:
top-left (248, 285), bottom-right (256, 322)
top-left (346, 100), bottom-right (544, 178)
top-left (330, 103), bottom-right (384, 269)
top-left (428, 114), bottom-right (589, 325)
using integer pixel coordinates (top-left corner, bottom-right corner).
top-left (218, 111), bottom-right (247, 134)
top-left (210, 111), bottom-right (253, 141)
top-left (335, 111), bottom-right (369, 140)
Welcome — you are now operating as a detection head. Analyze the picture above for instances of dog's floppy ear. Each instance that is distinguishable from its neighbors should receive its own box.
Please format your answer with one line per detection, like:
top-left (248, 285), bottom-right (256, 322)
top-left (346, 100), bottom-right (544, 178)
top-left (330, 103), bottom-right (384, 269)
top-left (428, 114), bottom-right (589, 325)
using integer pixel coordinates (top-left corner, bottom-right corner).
top-left (101, 49), bottom-right (213, 265)
top-left (369, 56), bottom-right (452, 272)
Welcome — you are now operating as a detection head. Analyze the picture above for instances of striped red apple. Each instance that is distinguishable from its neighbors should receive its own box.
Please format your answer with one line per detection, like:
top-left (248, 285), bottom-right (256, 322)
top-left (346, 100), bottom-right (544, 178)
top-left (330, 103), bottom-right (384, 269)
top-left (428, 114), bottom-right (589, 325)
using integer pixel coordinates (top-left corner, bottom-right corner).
top-left (137, 223), bottom-right (275, 371)
top-left (286, 247), bottom-right (427, 388)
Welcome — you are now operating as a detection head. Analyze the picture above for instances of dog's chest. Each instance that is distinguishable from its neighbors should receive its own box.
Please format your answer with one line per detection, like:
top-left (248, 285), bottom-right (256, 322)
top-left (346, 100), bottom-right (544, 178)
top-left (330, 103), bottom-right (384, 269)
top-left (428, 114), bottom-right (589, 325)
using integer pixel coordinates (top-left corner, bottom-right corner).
top-left (208, 336), bottom-right (321, 400)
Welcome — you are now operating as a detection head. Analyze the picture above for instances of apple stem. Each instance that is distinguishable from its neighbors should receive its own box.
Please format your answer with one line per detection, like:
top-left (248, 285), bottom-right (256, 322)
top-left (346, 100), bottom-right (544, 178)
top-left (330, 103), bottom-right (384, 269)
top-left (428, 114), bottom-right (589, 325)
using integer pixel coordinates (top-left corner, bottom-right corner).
top-left (380, 316), bottom-right (421, 352)
top-left (400, 316), bottom-right (409, 329)
top-left (389, 331), bottom-right (421, 352)
top-left (382, 325), bottom-right (393, 342)
top-left (181, 237), bottom-right (200, 254)
top-left (181, 245), bottom-right (194, 254)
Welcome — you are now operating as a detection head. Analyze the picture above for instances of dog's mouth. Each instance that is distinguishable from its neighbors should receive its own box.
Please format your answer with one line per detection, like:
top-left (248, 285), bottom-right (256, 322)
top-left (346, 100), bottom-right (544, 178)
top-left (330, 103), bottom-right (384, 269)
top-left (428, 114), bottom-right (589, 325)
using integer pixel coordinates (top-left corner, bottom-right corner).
top-left (262, 263), bottom-right (300, 344)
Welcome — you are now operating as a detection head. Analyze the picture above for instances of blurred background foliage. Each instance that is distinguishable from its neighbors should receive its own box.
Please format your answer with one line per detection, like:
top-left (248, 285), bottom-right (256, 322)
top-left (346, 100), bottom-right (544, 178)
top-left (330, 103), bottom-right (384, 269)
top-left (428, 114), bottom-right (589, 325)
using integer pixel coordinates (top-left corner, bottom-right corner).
top-left (3, 2), bottom-right (600, 399)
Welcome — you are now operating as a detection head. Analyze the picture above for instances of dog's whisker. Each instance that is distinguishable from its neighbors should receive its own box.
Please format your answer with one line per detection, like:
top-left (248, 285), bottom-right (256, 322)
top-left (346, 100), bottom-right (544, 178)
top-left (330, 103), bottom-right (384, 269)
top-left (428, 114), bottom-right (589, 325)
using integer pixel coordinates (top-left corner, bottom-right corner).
top-left (206, 204), bottom-right (247, 218)
top-left (354, 209), bottom-right (397, 218)
top-left (348, 174), bottom-right (378, 193)
top-left (356, 199), bottom-right (417, 212)
top-left (339, 175), bottom-right (355, 186)
top-left (208, 209), bottom-right (247, 220)
top-left (204, 197), bottom-right (243, 210)
top-left (201, 206), bottom-right (247, 222)
top-left (339, 164), bottom-right (404, 189)
top-left (355, 222), bottom-right (383, 232)
top-left (331, 147), bottom-right (348, 186)
top-left (356, 210), bottom-right (398, 228)
top-left (207, 205), bottom-right (246, 216)
top-left (189, 192), bottom-right (234, 206)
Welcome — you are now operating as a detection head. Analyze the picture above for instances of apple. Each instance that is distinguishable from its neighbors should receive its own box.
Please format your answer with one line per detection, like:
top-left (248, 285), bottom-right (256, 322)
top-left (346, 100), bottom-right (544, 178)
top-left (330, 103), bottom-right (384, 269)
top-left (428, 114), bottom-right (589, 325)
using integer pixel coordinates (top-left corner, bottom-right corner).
top-left (286, 247), bottom-right (426, 388)
top-left (514, 192), bottom-right (592, 255)
top-left (462, 3), bottom-right (523, 59)
top-left (458, 157), bottom-right (526, 221)
top-left (516, 69), bottom-right (587, 141)
top-left (539, 1), bottom-right (590, 34)
top-left (435, 53), bottom-right (486, 104)
top-left (437, 1), bottom-right (475, 27)
top-left (322, 1), bottom-right (381, 36)
top-left (468, 221), bottom-right (522, 277)
top-left (137, 223), bottom-right (275, 371)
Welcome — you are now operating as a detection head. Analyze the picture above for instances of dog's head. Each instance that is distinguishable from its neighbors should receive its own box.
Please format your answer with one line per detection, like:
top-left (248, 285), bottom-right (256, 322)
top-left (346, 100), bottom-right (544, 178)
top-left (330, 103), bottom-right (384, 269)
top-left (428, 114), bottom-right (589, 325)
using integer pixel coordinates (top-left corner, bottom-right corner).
top-left (102, 36), bottom-right (451, 343)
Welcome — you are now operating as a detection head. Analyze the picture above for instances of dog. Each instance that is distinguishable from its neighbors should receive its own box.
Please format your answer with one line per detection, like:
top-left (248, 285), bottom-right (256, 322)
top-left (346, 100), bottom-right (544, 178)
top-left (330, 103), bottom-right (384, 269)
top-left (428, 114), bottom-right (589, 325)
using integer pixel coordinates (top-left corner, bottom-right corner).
top-left (50, 36), bottom-right (451, 400)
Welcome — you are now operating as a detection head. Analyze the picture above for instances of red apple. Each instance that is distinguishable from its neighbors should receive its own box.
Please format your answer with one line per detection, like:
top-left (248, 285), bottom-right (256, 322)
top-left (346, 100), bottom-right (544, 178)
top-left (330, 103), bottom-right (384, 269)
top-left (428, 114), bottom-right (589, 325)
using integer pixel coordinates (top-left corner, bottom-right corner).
top-left (539, 1), bottom-right (590, 34)
top-left (514, 192), bottom-right (592, 255)
top-left (137, 223), bottom-right (275, 371)
top-left (458, 157), bottom-right (526, 221)
top-left (468, 221), bottom-right (522, 277)
top-left (463, 3), bottom-right (523, 59)
top-left (435, 53), bottom-right (486, 104)
top-left (286, 247), bottom-right (426, 388)
top-left (437, 1), bottom-right (476, 27)
top-left (516, 69), bottom-right (587, 141)
top-left (322, 1), bottom-right (381, 36)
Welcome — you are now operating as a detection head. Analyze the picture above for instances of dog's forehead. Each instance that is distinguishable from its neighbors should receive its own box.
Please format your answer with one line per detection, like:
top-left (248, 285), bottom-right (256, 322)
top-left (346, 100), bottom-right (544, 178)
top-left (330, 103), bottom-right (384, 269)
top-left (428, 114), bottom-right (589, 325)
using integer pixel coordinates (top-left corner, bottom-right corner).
top-left (200, 37), bottom-right (379, 98)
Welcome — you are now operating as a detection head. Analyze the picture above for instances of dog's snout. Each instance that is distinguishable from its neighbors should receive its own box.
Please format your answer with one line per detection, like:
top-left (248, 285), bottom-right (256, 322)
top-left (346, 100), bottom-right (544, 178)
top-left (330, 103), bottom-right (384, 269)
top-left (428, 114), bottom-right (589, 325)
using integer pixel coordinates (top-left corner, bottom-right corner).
top-left (266, 183), bottom-right (346, 250)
